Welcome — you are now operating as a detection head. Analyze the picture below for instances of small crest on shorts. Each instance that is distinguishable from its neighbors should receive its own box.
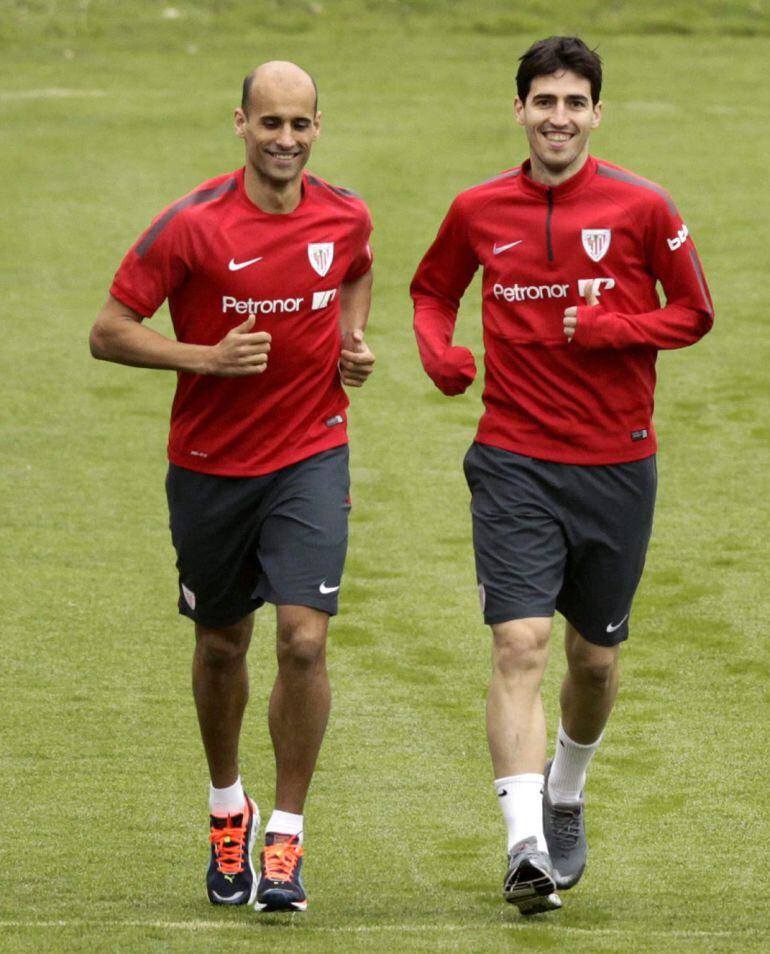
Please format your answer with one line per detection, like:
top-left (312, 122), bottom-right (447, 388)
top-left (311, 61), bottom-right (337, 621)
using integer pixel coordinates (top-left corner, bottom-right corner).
top-left (581, 229), bottom-right (611, 262)
top-left (308, 242), bottom-right (334, 277)
top-left (181, 583), bottom-right (196, 610)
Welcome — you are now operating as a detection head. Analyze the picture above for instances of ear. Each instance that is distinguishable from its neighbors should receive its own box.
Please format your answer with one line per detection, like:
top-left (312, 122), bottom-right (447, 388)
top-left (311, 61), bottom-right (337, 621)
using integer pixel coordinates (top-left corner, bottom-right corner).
top-left (591, 100), bottom-right (603, 129)
top-left (312, 110), bottom-right (322, 142)
top-left (513, 96), bottom-right (526, 126)
top-left (234, 107), bottom-right (247, 139)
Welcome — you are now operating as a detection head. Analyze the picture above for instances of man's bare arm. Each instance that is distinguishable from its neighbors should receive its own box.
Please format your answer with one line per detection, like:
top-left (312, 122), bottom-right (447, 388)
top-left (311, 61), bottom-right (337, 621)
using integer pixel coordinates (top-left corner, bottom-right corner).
top-left (89, 294), bottom-right (271, 377)
top-left (338, 270), bottom-right (374, 388)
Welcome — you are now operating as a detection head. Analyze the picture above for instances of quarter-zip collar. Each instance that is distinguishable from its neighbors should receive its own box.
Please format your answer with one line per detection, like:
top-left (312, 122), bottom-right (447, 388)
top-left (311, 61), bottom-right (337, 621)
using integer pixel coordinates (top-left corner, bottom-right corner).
top-left (518, 155), bottom-right (598, 201)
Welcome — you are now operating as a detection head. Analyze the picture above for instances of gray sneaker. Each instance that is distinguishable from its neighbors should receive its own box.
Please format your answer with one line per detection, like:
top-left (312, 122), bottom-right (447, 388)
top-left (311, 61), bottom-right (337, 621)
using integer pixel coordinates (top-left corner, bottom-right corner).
top-left (543, 758), bottom-right (587, 889)
top-left (503, 836), bottom-right (562, 915)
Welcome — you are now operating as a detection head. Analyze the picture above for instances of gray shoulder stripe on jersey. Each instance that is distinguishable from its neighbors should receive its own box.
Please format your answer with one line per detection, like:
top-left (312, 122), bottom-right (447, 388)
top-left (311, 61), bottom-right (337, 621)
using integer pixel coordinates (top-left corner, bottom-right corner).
top-left (136, 177), bottom-right (237, 258)
top-left (471, 169), bottom-right (521, 189)
top-left (596, 163), bottom-right (678, 215)
top-left (306, 174), bottom-right (361, 199)
top-left (690, 248), bottom-right (714, 318)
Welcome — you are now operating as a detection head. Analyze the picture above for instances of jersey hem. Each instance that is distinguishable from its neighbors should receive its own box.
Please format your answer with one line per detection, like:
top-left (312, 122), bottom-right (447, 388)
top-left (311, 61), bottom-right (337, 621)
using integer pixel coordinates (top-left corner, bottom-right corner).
top-left (167, 434), bottom-right (349, 477)
top-left (474, 436), bottom-right (657, 466)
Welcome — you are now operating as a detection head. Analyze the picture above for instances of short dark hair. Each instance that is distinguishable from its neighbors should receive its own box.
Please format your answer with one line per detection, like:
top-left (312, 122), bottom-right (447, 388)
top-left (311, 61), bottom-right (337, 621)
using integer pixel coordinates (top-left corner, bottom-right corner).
top-left (240, 68), bottom-right (319, 114)
top-left (516, 36), bottom-right (602, 105)
top-left (241, 73), bottom-right (252, 112)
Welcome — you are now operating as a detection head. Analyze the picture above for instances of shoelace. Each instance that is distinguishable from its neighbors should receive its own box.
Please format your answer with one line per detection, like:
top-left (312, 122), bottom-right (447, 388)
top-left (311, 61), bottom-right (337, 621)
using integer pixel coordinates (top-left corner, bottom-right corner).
top-left (551, 805), bottom-right (582, 848)
top-left (210, 818), bottom-right (247, 875)
top-left (262, 838), bottom-right (303, 882)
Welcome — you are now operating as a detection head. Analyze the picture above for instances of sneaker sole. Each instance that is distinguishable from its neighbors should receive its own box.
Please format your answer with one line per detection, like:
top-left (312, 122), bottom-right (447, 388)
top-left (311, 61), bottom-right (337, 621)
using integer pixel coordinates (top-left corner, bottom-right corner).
top-left (245, 797), bottom-right (259, 905)
top-left (515, 892), bottom-right (563, 916)
top-left (254, 896), bottom-right (307, 913)
top-left (504, 859), bottom-right (561, 914)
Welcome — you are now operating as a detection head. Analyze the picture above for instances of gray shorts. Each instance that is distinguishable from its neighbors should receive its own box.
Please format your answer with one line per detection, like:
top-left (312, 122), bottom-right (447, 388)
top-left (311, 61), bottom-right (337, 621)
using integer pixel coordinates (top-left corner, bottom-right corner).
top-left (166, 446), bottom-right (350, 628)
top-left (463, 442), bottom-right (657, 646)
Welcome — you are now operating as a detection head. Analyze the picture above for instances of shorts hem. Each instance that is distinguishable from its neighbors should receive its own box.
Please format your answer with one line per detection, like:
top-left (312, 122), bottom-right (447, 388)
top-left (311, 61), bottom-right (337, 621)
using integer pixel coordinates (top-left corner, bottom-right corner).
top-left (483, 606), bottom-right (555, 626)
top-left (177, 600), bottom-right (263, 630)
top-left (564, 621), bottom-right (630, 647)
top-left (269, 596), bottom-right (337, 617)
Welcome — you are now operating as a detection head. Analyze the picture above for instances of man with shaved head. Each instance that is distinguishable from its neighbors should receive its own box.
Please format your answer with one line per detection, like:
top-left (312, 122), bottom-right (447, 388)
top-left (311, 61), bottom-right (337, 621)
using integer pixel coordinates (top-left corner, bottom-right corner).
top-left (90, 61), bottom-right (375, 913)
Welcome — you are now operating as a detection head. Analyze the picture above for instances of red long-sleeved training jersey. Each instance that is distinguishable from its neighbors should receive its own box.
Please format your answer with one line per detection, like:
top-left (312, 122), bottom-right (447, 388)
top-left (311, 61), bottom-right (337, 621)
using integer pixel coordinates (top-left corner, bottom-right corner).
top-left (411, 156), bottom-right (713, 464)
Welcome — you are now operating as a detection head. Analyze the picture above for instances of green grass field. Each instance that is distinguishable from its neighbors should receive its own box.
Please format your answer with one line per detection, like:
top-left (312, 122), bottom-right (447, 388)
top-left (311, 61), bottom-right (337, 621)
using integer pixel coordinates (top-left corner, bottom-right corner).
top-left (2, 2), bottom-right (769, 951)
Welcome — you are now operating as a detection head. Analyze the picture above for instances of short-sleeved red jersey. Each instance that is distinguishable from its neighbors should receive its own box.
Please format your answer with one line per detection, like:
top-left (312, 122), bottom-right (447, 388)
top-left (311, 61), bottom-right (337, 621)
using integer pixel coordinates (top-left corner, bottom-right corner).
top-left (411, 156), bottom-right (713, 464)
top-left (111, 168), bottom-right (373, 476)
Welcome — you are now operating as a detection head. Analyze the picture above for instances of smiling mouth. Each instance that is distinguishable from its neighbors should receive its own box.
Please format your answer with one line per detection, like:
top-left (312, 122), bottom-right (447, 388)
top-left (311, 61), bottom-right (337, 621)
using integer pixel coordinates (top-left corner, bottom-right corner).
top-left (267, 151), bottom-right (301, 160)
top-left (543, 131), bottom-right (574, 143)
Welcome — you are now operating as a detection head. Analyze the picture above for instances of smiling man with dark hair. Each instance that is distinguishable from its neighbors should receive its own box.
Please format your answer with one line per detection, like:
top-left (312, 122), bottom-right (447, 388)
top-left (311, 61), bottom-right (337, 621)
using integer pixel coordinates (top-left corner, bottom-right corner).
top-left (411, 35), bottom-right (713, 914)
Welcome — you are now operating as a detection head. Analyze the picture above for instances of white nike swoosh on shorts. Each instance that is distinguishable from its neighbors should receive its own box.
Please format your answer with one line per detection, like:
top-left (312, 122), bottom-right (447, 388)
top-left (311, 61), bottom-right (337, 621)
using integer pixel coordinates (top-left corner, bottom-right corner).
top-left (606, 614), bottom-right (629, 633)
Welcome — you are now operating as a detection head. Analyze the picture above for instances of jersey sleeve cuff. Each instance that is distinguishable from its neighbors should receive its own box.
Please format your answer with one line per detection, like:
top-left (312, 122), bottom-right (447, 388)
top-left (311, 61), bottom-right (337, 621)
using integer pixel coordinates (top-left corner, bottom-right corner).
top-left (109, 282), bottom-right (156, 319)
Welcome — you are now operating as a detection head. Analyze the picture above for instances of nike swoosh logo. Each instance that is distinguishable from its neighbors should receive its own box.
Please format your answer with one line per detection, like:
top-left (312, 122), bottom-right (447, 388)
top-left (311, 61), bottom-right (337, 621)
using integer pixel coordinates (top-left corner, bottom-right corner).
top-left (493, 241), bottom-right (522, 255)
top-left (319, 581), bottom-right (340, 594)
top-left (228, 256), bottom-right (263, 271)
top-left (497, 789), bottom-right (508, 797)
top-left (211, 889), bottom-right (245, 903)
top-left (606, 614), bottom-right (629, 633)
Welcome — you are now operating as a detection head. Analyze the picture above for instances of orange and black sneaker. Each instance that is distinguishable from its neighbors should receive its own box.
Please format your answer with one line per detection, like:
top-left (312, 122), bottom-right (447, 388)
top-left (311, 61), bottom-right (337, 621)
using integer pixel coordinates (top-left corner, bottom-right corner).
top-left (206, 795), bottom-right (259, 905)
top-left (254, 834), bottom-right (307, 912)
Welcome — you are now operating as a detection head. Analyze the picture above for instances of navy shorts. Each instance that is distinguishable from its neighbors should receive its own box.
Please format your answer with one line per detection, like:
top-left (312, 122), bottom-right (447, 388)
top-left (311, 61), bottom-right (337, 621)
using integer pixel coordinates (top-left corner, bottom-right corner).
top-left (463, 442), bottom-right (657, 646)
top-left (166, 446), bottom-right (351, 628)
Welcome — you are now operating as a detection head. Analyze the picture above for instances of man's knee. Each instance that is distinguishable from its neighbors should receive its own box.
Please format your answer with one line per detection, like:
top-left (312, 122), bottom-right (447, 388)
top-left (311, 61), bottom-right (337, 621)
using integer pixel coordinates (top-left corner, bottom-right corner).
top-left (276, 607), bottom-right (329, 670)
top-left (195, 616), bottom-right (253, 669)
top-left (565, 627), bottom-right (619, 691)
top-left (570, 657), bottom-right (618, 692)
top-left (491, 617), bottom-right (552, 677)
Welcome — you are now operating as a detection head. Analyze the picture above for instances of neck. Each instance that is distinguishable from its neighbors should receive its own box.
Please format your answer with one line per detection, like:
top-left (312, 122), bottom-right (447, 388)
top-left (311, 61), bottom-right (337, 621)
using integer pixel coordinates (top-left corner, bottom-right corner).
top-left (243, 166), bottom-right (303, 214)
top-left (528, 149), bottom-right (589, 187)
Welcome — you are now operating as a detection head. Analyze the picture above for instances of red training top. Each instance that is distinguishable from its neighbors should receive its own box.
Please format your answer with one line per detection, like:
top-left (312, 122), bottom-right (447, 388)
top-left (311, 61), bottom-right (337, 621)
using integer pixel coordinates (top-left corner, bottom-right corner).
top-left (111, 168), bottom-right (373, 476)
top-left (411, 156), bottom-right (713, 464)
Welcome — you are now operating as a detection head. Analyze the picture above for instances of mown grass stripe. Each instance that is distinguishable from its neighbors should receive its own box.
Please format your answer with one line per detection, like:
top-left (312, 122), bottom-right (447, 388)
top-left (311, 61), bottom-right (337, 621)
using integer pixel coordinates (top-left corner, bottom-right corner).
top-left (0, 919), bottom-right (760, 940)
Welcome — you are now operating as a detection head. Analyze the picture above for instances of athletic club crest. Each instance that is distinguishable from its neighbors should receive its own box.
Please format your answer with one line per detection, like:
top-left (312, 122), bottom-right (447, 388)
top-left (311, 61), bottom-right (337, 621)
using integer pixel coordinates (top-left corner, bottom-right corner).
top-left (581, 229), bottom-right (611, 262)
top-left (308, 242), bottom-right (334, 277)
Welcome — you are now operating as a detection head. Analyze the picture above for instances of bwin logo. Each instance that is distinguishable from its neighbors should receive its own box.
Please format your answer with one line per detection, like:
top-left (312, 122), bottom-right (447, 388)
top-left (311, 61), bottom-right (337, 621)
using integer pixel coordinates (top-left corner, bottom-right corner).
top-left (312, 289), bottom-right (337, 310)
top-left (578, 278), bottom-right (616, 297)
top-left (667, 224), bottom-right (689, 251)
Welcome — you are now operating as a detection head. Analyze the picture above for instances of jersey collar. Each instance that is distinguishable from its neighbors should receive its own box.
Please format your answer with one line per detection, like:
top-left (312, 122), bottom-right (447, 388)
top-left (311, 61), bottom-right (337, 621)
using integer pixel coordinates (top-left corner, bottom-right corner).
top-left (235, 167), bottom-right (311, 215)
top-left (518, 155), bottom-right (597, 200)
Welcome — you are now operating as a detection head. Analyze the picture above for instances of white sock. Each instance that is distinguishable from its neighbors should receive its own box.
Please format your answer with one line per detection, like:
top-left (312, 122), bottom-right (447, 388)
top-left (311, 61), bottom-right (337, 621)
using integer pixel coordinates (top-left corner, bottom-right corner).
top-left (494, 774), bottom-right (546, 852)
top-left (265, 810), bottom-right (304, 843)
top-left (548, 721), bottom-right (603, 804)
top-left (209, 775), bottom-right (245, 815)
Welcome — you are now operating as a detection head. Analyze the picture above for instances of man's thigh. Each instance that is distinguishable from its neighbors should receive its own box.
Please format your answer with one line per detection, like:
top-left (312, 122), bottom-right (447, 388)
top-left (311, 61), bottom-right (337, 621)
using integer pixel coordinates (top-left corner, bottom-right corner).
top-left (464, 442), bottom-right (567, 625)
top-left (255, 446), bottom-right (351, 616)
top-left (557, 456), bottom-right (657, 646)
top-left (166, 463), bottom-right (268, 628)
